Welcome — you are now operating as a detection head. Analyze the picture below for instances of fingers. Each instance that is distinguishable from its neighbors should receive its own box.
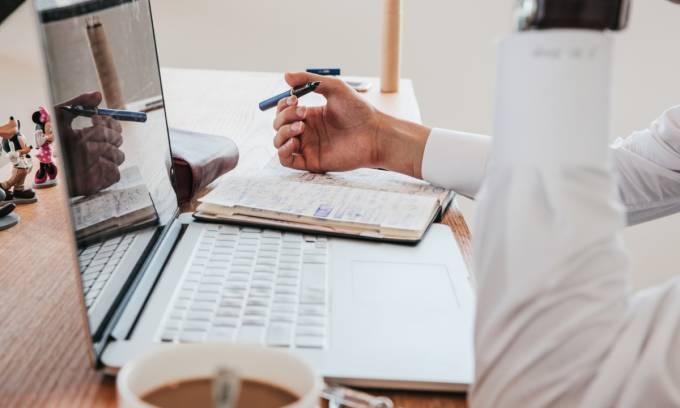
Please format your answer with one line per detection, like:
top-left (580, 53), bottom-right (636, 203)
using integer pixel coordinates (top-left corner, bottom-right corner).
top-left (79, 157), bottom-right (121, 195)
top-left (81, 125), bottom-right (123, 147)
top-left (277, 137), bottom-right (307, 171)
top-left (273, 105), bottom-right (306, 130)
top-left (276, 94), bottom-right (297, 114)
top-left (273, 121), bottom-right (304, 149)
top-left (92, 115), bottom-right (122, 133)
top-left (84, 141), bottom-right (125, 165)
top-left (284, 72), bottom-right (346, 97)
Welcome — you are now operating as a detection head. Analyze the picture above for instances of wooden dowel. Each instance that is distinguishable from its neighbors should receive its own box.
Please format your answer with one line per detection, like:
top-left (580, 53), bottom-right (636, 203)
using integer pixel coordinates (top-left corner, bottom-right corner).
top-left (381, 0), bottom-right (402, 93)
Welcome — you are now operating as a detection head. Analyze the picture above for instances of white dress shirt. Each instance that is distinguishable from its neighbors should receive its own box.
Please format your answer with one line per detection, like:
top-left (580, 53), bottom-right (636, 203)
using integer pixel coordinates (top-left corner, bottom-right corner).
top-left (421, 106), bottom-right (680, 406)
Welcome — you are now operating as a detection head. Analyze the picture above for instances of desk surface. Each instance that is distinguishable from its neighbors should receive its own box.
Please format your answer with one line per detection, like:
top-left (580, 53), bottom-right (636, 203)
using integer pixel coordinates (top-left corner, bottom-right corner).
top-left (0, 70), bottom-right (470, 407)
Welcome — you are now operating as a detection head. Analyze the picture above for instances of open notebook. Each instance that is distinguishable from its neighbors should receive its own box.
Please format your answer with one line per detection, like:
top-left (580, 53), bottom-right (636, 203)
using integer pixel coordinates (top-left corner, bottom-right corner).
top-left (194, 160), bottom-right (454, 243)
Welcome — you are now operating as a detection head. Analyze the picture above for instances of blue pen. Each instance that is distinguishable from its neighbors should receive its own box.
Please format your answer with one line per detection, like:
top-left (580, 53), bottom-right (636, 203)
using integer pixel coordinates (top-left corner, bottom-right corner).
top-left (306, 68), bottom-right (341, 76)
top-left (59, 105), bottom-right (147, 123)
top-left (259, 81), bottom-right (320, 111)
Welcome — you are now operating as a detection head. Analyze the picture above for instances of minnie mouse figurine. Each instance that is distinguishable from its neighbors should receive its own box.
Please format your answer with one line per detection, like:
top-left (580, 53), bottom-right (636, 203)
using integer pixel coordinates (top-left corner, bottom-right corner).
top-left (32, 106), bottom-right (58, 188)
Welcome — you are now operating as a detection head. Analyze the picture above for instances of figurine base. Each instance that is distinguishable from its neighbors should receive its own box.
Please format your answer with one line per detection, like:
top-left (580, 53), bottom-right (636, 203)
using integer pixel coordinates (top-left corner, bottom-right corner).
top-left (0, 213), bottom-right (19, 231)
top-left (11, 197), bottom-right (38, 205)
top-left (35, 179), bottom-right (57, 189)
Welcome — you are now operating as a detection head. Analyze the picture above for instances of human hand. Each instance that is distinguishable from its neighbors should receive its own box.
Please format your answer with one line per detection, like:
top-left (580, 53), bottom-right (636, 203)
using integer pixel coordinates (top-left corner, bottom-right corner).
top-left (273, 72), bottom-right (382, 173)
top-left (55, 92), bottom-right (125, 196)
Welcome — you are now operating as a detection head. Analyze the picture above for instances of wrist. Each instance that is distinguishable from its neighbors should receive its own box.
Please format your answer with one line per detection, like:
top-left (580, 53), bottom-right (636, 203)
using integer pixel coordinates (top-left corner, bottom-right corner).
top-left (373, 111), bottom-right (430, 178)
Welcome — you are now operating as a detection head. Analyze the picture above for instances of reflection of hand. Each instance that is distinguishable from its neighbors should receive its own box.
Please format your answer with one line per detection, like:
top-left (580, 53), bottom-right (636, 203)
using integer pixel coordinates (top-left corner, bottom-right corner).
top-left (56, 92), bottom-right (125, 196)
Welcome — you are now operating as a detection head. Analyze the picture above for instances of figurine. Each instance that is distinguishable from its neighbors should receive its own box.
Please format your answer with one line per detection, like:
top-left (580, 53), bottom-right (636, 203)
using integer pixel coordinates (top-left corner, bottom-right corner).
top-left (32, 107), bottom-right (58, 188)
top-left (0, 187), bottom-right (17, 231)
top-left (0, 117), bottom-right (37, 204)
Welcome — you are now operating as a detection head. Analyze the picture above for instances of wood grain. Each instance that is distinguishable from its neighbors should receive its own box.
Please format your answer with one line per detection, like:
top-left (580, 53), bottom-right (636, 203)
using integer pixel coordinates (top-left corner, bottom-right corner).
top-left (0, 70), bottom-right (470, 407)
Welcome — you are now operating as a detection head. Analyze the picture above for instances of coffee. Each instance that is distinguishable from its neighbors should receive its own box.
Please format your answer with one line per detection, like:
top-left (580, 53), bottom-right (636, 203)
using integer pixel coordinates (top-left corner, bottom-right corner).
top-left (142, 378), bottom-right (298, 408)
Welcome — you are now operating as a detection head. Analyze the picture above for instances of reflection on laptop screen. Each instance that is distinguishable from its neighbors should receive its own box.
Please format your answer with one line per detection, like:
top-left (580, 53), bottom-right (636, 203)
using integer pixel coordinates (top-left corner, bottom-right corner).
top-left (34, 0), bottom-right (177, 339)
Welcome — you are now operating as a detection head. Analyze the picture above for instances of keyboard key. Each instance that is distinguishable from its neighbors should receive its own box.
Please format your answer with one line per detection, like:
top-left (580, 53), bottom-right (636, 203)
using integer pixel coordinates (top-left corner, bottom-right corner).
top-left (161, 329), bottom-right (178, 342)
top-left (297, 316), bottom-right (326, 327)
top-left (246, 298), bottom-right (270, 307)
top-left (236, 326), bottom-right (265, 343)
top-left (220, 298), bottom-right (244, 308)
top-left (273, 294), bottom-right (297, 304)
top-left (182, 321), bottom-right (210, 332)
top-left (190, 301), bottom-right (216, 312)
top-left (295, 335), bottom-right (325, 349)
top-left (298, 305), bottom-right (325, 317)
top-left (179, 331), bottom-right (205, 343)
top-left (244, 306), bottom-right (268, 317)
top-left (295, 326), bottom-right (325, 337)
top-left (213, 317), bottom-right (239, 327)
top-left (207, 327), bottom-right (236, 342)
top-left (302, 255), bottom-right (327, 265)
top-left (271, 303), bottom-right (297, 313)
top-left (276, 277), bottom-right (299, 287)
top-left (266, 323), bottom-right (293, 347)
top-left (301, 265), bottom-right (326, 292)
top-left (164, 320), bottom-right (181, 330)
top-left (251, 281), bottom-right (274, 290)
top-left (216, 307), bottom-right (241, 317)
top-left (186, 311), bottom-right (213, 321)
top-left (270, 313), bottom-right (295, 323)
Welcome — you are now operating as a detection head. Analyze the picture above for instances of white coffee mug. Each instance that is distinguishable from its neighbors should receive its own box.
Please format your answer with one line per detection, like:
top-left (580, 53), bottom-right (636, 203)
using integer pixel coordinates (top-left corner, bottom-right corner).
top-left (117, 342), bottom-right (322, 408)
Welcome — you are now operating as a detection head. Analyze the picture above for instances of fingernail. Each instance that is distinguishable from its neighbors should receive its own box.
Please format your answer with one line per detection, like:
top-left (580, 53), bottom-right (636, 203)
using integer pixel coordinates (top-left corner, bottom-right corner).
top-left (292, 122), bottom-right (302, 132)
top-left (287, 96), bottom-right (297, 106)
top-left (296, 106), bottom-right (306, 118)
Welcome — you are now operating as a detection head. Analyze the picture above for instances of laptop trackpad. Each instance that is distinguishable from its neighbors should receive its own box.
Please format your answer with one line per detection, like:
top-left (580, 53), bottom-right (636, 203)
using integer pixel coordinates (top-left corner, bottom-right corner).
top-left (352, 261), bottom-right (459, 310)
top-left (326, 261), bottom-right (463, 379)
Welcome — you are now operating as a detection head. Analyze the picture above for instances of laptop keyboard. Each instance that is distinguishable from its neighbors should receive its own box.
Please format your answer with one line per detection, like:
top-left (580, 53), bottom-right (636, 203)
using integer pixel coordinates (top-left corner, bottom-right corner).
top-left (159, 225), bottom-right (329, 349)
top-left (78, 233), bottom-right (137, 309)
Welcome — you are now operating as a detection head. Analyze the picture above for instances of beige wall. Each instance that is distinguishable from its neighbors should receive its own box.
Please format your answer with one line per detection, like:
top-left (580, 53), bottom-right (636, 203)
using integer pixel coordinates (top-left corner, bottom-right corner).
top-left (2, 1), bottom-right (680, 289)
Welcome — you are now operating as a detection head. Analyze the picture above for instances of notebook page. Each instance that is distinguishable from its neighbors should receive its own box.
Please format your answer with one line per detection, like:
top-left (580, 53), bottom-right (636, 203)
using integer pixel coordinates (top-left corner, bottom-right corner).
top-left (71, 167), bottom-right (156, 231)
top-left (199, 177), bottom-right (437, 231)
top-left (261, 158), bottom-right (451, 203)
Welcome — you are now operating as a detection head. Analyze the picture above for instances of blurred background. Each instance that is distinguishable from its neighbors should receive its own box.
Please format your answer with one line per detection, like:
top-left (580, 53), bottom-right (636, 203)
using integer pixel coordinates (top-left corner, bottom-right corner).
top-left (1, 0), bottom-right (679, 289)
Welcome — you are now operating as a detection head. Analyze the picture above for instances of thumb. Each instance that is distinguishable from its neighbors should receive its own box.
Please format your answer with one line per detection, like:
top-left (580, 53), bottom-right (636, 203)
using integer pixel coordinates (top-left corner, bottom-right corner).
top-left (284, 72), bottom-right (344, 97)
top-left (56, 91), bottom-right (103, 127)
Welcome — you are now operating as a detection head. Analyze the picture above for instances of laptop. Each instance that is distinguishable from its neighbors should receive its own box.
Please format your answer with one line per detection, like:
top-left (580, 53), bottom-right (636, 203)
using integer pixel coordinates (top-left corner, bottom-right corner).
top-left (34, 0), bottom-right (475, 391)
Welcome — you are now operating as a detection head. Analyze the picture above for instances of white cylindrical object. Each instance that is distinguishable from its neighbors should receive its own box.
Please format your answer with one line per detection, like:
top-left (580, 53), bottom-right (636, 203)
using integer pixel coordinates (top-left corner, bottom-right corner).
top-left (493, 30), bottom-right (612, 165)
top-left (381, 0), bottom-right (402, 93)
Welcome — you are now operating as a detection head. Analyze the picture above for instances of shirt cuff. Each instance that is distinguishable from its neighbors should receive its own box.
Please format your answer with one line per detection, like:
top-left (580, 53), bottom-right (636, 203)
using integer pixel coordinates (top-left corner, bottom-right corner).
top-left (421, 128), bottom-right (490, 198)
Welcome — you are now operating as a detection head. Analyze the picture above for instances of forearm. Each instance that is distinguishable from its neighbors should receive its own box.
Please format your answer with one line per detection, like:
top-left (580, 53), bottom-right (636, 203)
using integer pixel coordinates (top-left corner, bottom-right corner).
top-left (373, 111), bottom-right (430, 179)
top-left (374, 111), bottom-right (490, 197)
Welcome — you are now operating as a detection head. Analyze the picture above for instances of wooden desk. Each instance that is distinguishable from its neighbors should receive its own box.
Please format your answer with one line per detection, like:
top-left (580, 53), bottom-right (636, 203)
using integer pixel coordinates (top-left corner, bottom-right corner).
top-left (0, 70), bottom-right (470, 407)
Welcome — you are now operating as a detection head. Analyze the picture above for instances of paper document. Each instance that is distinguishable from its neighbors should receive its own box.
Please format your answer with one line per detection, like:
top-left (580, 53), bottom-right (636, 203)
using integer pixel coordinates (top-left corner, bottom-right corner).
top-left (71, 166), bottom-right (157, 234)
top-left (200, 177), bottom-right (437, 231)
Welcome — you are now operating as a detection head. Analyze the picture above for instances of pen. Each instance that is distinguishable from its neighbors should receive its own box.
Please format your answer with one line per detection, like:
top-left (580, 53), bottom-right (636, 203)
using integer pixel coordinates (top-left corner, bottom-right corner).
top-left (59, 105), bottom-right (147, 123)
top-left (306, 68), bottom-right (341, 76)
top-left (259, 81), bottom-right (321, 111)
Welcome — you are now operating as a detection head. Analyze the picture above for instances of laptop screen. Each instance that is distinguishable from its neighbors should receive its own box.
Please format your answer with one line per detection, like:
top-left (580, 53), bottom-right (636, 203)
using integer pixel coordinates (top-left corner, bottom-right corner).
top-left (34, 0), bottom-right (178, 345)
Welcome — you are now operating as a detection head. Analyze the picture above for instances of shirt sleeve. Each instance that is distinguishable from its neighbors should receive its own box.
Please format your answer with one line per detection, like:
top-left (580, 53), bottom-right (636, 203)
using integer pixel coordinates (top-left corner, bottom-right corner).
top-left (469, 105), bottom-right (680, 407)
top-left (421, 128), bottom-right (490, 198)
top-left (421, 106), bottom-right (680, 225)
top-left (611, 105), bottom-right (680, 225)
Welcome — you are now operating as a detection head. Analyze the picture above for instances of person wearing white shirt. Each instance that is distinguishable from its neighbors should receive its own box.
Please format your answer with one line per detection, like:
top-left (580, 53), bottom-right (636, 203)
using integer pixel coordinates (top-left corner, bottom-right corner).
top-left (271, 71), bottom-right (680, 406)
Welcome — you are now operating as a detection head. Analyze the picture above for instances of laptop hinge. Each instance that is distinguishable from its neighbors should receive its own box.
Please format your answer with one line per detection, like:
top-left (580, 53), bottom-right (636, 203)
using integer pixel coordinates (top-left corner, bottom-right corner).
top-left (110, 218), bottom-right (184, 341)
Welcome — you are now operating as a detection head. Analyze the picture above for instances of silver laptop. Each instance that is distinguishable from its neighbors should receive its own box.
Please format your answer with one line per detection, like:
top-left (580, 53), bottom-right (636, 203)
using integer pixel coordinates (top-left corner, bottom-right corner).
top-left (34, 0), bottom-right (475, 391)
